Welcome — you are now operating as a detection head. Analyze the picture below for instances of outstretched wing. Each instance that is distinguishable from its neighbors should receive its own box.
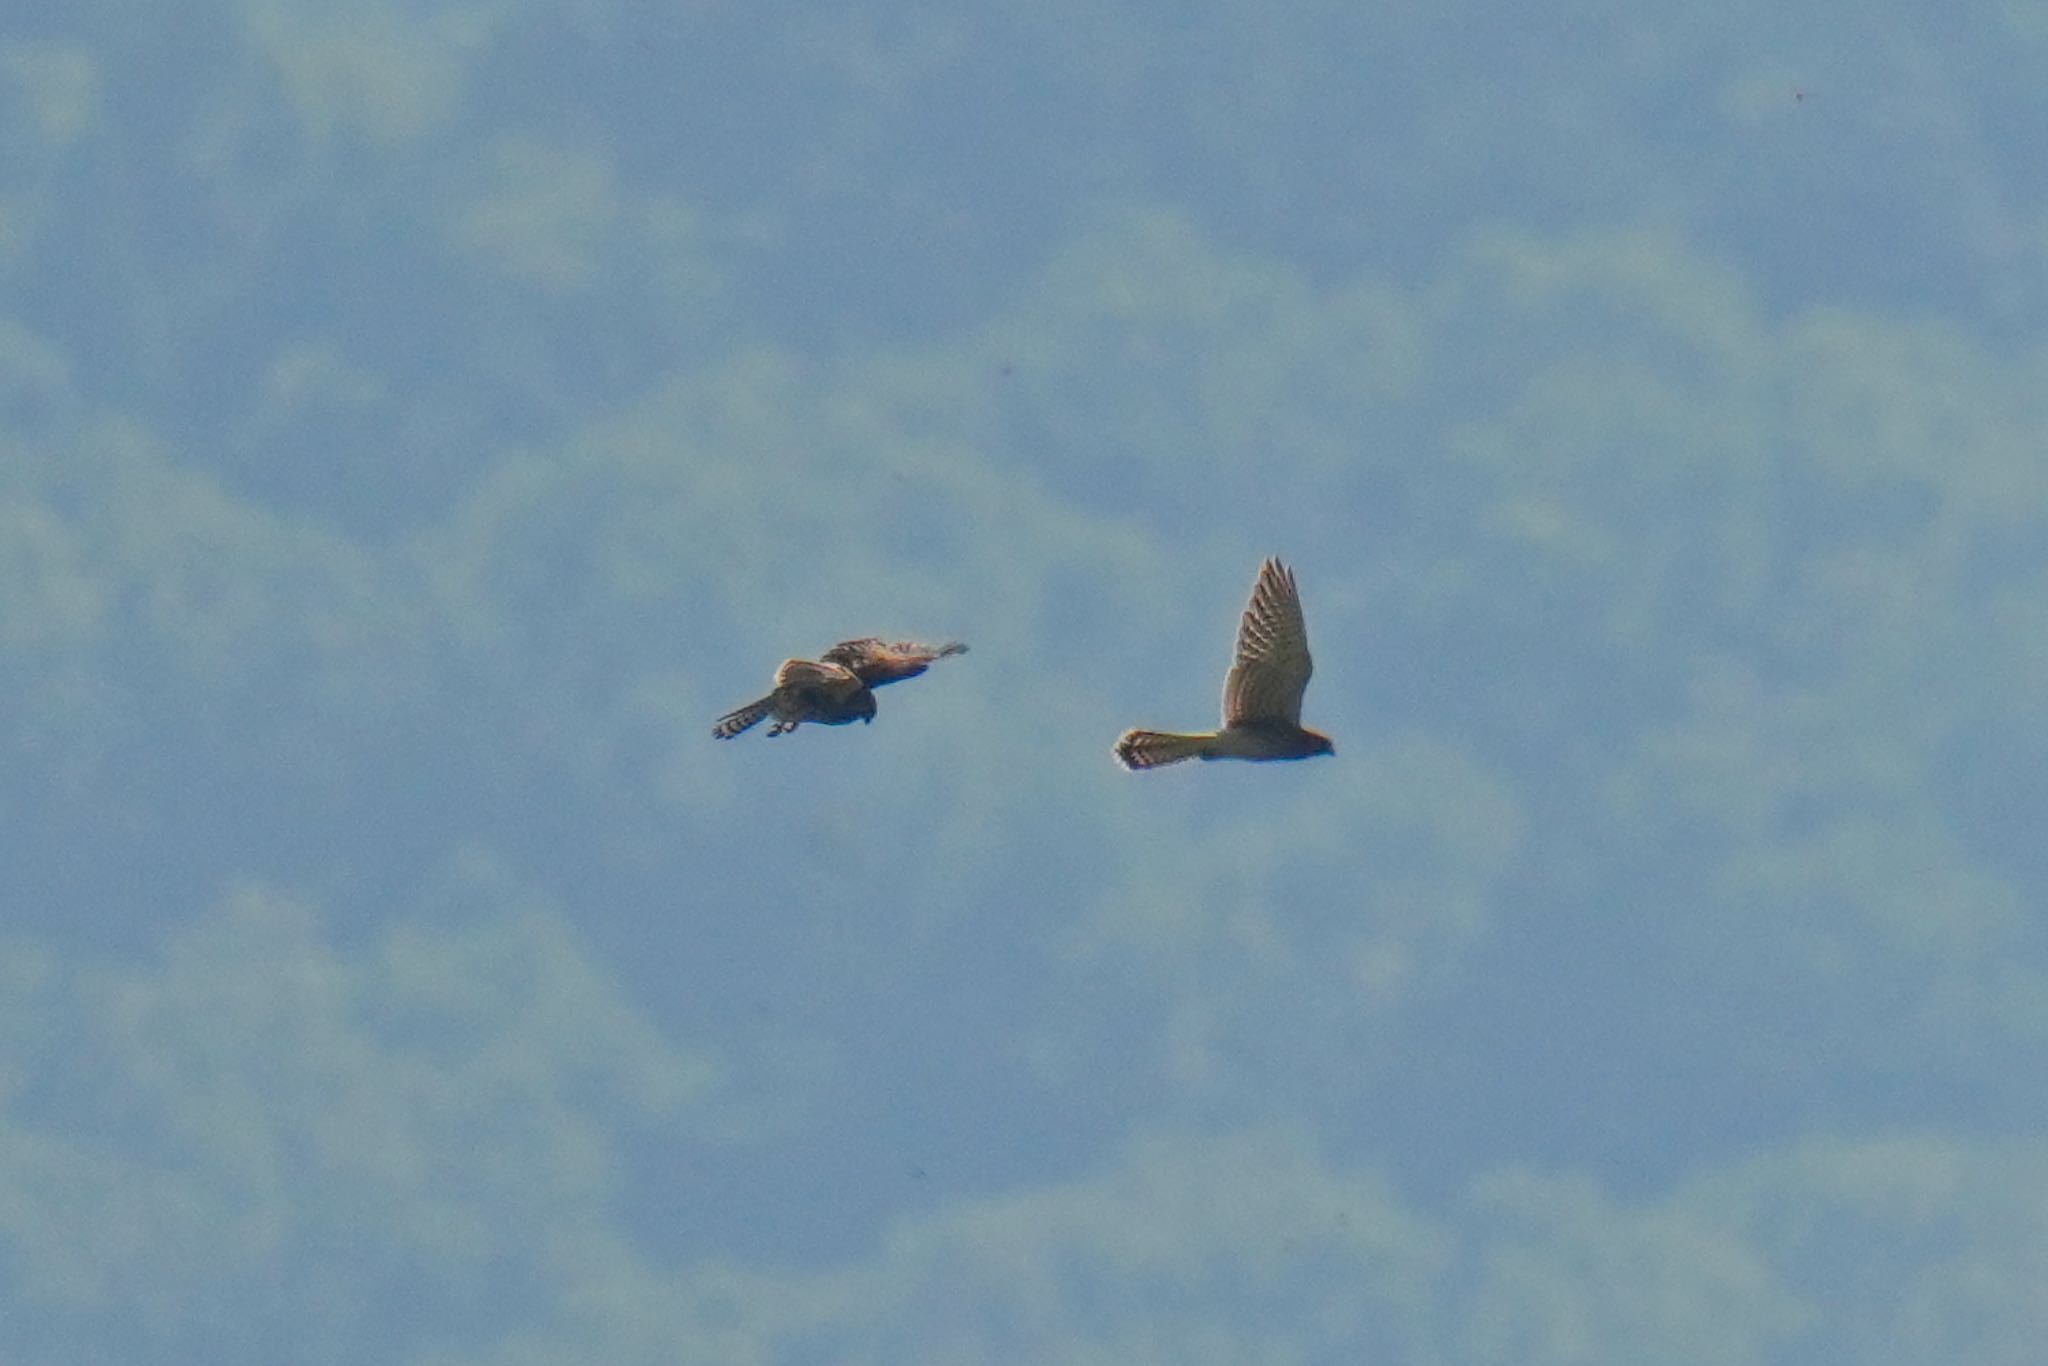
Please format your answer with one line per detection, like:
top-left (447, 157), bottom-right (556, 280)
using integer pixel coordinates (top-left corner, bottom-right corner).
top-left (821, 637), bottom-right (967, 687)
top-left (1220, 558), bottom-right (1313, 726)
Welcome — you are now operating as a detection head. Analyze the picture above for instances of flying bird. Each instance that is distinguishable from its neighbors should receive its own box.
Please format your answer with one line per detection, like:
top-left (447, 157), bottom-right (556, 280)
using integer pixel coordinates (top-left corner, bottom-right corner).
top-left (1114, 558), bottom-right (1333, 770)
top-left (713, 638), bottom-right (966, 739)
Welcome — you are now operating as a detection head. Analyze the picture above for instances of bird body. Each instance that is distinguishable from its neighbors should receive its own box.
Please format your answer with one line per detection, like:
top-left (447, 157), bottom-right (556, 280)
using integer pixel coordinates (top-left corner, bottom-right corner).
top-left (713, 658), bottom-right (875, 739)
top-left (1114, 558), bottom-right (1332, 770)
top-left (713, 639), bottom-right (965, 739)
top-left (1114, 718), bottom-right (1327, 768)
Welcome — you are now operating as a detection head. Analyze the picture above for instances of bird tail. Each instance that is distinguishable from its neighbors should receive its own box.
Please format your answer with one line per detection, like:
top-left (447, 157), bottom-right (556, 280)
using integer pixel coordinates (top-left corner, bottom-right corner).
top-left (713, 696), bottom-right (775, 739)
top-left (1113, 729), bottom-right (1215, 771)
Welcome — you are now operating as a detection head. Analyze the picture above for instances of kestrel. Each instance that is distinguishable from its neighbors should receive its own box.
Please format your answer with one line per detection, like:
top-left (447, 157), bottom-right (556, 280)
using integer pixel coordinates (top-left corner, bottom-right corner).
top-left (1114, 558), bottom-right (1334, 770)
top-left (712, 638), bottom-right (966, 739)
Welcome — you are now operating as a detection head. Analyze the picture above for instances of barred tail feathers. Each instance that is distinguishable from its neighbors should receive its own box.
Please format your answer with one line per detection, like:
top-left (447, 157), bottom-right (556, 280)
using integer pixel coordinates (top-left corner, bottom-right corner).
top-left (713, 696), bottom-right (775, 739)
top-left (1113, 729), bottom-right (1215, 771)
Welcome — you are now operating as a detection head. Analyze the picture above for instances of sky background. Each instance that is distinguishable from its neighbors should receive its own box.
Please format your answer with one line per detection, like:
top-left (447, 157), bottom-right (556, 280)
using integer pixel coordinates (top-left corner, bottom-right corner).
top-left (4, 2), bottom-right (2048, 1362)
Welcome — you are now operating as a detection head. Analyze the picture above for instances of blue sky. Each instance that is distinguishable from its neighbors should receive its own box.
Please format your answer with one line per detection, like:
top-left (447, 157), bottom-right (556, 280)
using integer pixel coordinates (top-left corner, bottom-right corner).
top-left (3, 3), bottom-right (2047, 1361)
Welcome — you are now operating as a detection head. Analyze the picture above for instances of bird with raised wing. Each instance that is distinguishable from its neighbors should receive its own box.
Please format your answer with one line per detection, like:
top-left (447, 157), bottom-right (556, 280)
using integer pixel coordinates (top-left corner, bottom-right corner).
top-left (713, 636), bottom-right (966, 739)
top-left (1114, 558), bottom-right (1333, 770)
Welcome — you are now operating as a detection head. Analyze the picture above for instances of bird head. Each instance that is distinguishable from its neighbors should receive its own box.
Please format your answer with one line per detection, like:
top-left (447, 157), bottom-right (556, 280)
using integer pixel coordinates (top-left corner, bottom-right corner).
top-left (1308, 729), bottom-right (1335, 757)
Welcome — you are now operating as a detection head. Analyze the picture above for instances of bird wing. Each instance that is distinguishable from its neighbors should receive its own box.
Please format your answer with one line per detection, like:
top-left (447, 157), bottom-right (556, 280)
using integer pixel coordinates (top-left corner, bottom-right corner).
top-left (1221, 558), bottom-right (1313, 726)
top-left (773, 657), bottom-right (865, 699)
top-left (821, 637), bottom-right (967, 687)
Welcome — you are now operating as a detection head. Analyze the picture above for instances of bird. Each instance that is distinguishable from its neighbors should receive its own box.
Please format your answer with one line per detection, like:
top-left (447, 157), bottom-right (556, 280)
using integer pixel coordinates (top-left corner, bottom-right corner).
top-left (1114, 558), bottom-right (1334, 770)
top-left (712, 658), bottom-right (877, 739)
top-left (712, 638), bottom-right (966, 739)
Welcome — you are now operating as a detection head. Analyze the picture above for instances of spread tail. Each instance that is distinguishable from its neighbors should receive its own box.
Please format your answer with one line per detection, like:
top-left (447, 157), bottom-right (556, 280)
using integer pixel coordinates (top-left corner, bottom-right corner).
top-left (713, 695), bottom-right (774, 739)
top-left (1113, 729), bottom-right (1215, 771)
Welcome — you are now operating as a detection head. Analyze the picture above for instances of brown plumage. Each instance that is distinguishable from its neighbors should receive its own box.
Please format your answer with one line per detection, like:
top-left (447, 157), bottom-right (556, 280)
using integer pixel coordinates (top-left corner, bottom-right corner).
top-left (820, 638), bottom-right (968, 687)
top-left (713, 658), bottom-right (876, 739)
top-left (713, 638), bottom-right (965, 739)
top-left (1114, 558), bottom-right (1334, 770)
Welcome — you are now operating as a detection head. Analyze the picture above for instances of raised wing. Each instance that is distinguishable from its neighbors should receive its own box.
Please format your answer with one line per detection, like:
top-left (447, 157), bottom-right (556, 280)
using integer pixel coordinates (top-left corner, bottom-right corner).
top-left (821, 637), bottom-right (967, 687)
top-left (1220, 558), bottom-right (1313, 726)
